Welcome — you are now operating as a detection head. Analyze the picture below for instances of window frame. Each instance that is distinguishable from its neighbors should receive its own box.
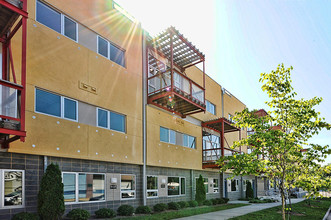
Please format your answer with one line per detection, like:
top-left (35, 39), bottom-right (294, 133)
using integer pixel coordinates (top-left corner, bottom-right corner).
top-left (213, 178), bottom-right (219, 193)
top-left (167, 176), bottom-right (185, 197)
top-left (97, 35), bottom-right (126, 68)
top-left (62, 172), bottom-right (106, 204)
top-left (160, 127), bottom-right (196, 149)
top-left (206, 100), bottom-right (216, 115)
top-left (230, 179), bottom-right (239, 192)
top-left (62, 15), bottom-right (78, 42)
top-left (96, 107), bottom-right (126, 133)
top-left (0, 169), bottom-right (25, 209)
top-left (35, 88), bottom-right (78, 122)
top-left (146, 175), bottom-right (158, 198)
top-left (36, 1), bottom-right (78, 42)
top-left (120, 174), bottom-right (136, 200)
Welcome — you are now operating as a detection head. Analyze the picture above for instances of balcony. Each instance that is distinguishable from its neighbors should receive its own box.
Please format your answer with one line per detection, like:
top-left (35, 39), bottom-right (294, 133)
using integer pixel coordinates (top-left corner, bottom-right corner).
top-left (201, 117), bottom-right (241, 169)
top-left (147, 27), bottom-right (206, 117)
top-left (0, 0), bottom-right (28, 148)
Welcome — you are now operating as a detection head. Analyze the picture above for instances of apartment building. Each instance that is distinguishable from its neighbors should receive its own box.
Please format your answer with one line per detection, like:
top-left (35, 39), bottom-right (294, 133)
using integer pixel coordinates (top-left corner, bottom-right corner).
top-left (0, 0), bottom-right (268, 219)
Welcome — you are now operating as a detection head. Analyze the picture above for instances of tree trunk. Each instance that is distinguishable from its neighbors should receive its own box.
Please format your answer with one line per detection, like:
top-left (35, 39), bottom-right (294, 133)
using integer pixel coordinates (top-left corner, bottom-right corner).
top-left (281, 190), bottom-right (286, 220)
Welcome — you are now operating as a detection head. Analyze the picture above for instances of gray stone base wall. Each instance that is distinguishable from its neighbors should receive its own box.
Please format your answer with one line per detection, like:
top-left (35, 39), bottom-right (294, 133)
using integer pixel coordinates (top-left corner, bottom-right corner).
top-left (0, 152), bottom-right (44, 220)
top-left (0, 152), bottom-right (223, 219)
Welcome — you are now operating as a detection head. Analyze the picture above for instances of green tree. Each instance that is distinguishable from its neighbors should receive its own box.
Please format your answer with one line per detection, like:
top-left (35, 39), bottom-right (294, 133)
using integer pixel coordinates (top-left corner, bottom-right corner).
top-left (195, 175), bottom-right (206, 204)
top-left (218, 64), bottom-right (331, 220)
top-left (246, 181), bottom-right (254, 199)
top-left (38, 163), bottom-right (65, 220)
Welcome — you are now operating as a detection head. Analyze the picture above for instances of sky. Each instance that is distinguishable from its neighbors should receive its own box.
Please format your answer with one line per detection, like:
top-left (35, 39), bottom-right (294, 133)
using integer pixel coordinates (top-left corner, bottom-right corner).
top-left (115, 0), bottom-right (331, 165)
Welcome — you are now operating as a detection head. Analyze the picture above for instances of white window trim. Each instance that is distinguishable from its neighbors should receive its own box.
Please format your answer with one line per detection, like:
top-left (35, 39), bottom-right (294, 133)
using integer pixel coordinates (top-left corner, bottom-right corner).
top-left (1, 170), bottom-right (25, 209)
top-left (62, 97), bottom-right (78, 122)
top-left (213, 178), bottom-right (219, 193)
top-left (160, 127), bottom-right (196, 149)
top-left (229, 179), bottom-right (239, 192)
top-left (146, 175), bottom-right (158, 199)
top-left (96, 107), bottom-right (109, 129)
top-left (97, 35), bottom-right (109, 59)
top-left (206, 100), bottom-right (216, 115)
top-left (35, 88), bottom-right (78, 122)
top-left (120, 174), bottom-right (136, 200)
top-left (96, 107), bottom-right (126, 133)
top-left (167, 176), bottom-right (185, 197)
top-left (62, 172), bottom-right (106, 204)
top-left (36, 1), bottom-right (78, 42)
top-left (62, 15), bottom-right (78, 42)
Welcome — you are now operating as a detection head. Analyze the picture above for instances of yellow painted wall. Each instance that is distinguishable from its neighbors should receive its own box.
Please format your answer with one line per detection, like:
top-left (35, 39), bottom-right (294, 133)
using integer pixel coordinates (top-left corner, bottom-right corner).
top-left (146, 106), bottom-right (203, 170)
top-left (9, 0), bottom-right (143, 165)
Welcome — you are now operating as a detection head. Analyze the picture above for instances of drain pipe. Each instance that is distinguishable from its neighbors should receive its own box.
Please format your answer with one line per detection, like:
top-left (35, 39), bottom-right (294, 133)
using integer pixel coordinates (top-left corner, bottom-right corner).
top-left (221, 86), bottom-right (225, 198)
top-left (142, 28), bottom-right (147, 206)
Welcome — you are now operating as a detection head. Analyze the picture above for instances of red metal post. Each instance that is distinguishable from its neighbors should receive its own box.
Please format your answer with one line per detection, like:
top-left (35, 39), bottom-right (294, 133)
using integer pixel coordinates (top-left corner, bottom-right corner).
top-left (2, 43), bottom-right (7, 80)
top-left (203, 60), bottom-right (205, 105)
top-left (170, 32), bottom-right (174, 93)
top-left (221, 120), bottom-right (224, 157)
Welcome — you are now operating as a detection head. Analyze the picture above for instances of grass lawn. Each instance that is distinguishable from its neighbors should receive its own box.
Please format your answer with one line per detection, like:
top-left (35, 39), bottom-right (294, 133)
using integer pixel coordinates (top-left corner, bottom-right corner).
top-left (230, 198), bottom-right (331, 220)
top-left (120, 203), bottom-right (248, 220)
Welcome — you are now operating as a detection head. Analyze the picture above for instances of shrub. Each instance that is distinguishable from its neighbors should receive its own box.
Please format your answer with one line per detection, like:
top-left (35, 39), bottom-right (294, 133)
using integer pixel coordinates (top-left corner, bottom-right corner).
top-left (12, 212), bottom-right (39, 220)
top-left (117, 205), bottom-right (134, 216)
top-left (195, 175), bottom-right (206, 204)
top-left (135, 205), bottom-right (152, 214)
top-left (168, 202), bottom-right (181, 210)
top-left (211, 199), bottom-right (218, 205)
top-left (67, 209), bottom-right (90, 220)
top-left (38, 163), bottom-right (65, 220)
top-left (95, 208), bottom-right (116, 218)
top-left (178, 201), bottom-right (189, 208)
top-left (246, 181), bottom-right (254, 199)
top-left (222, 197), bottom-right (230, 203)
top-left (153, 203), bottom-right (168, 212)
top-left (188, 200), bottom-right (198, 207)
top-left (203, 199), bottom-right (213, 206)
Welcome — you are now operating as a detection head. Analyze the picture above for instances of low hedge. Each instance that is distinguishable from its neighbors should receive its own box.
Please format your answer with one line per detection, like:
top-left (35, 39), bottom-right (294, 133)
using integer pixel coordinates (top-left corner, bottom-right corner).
top-left (67, 209), bottom-right (90, 220)
top-left (153, 203), bottom-right (168, 212)
top-left (135, 205), bottom-right (152, 214)
top-left (168, 202), bottom-right (181, 210)
top-left (117, 205), bottom-right (134, 216)
top-left (95, 208), bottom-right (116, 218)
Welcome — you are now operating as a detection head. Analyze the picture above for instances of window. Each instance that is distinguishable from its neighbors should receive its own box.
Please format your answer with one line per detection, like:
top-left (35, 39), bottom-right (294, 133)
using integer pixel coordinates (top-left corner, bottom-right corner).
top-left (203, 178), bottom-right (208, 193)
top-left (213, 179), bottom-right (219, 193)
top-left (168, 177), bottom-right (185, 196)
top-left (147, 176), bottom-right (158, 198)
top-left (160, 127), bottom-right (169, 142)
top-left (36, 1), bottom-right (78, 41)
top-left (97, 108), bottom-right (126, 133)
top-left (63, 172), bottom-right (105, 203)
top-left (1, 170), bottom-right (24, 208)
top-left (97, 36), bottom-right (125, 67)
top-left (160, 127), bottom-right (196, 149)
top-left (121, 175), bottom-right (135, 199)
top-left (206, 100), bottom-right (216, 115)
top-left (63, 16), bottom-right (77, 41)
top-left (231, 179), bottom-right (239, 192)
top-left (35, 89), bottom-right (78, 121)
top-left (36, 1), bottom-right (61, 33)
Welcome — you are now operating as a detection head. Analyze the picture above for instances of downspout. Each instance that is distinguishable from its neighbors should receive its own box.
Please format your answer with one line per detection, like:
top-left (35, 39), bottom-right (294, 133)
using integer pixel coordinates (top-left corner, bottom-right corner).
top-left (142, 28), bottom-right (147, 206)
top-left (221, 86), bottom-right (225, 198)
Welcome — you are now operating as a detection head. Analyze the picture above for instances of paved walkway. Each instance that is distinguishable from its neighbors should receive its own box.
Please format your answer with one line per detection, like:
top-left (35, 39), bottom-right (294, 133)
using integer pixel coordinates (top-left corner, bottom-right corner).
top-left (175, 198), bottom-right (305, 220)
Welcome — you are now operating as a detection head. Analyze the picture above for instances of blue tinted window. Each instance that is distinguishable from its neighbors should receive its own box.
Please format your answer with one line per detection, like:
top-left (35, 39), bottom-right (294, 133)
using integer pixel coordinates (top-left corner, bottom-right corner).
top-left (109, 43), bottom-right (125, 67)
top-left (36, 1), bottom-right (61, 33)
top-left (183, 134), bottom-right (188, 147)
top-left (97, 109), bottom-right (108, 128)
top-left (110, 112), bottom-right (125, 132)
top-left (169, 130), bottom-right (176, 145)
top-left (64, 98), bottom-right (77, 120)
top-left (98, 37), bottom-right (108, 58)
top-left (64, 16), bottom-right (77, 41)
top-left (189, 136), bottom-right (196, 149)
top-left (36, 89), bottom-right (61, 117)
top-left (160, 127), bottom-right (169, 142)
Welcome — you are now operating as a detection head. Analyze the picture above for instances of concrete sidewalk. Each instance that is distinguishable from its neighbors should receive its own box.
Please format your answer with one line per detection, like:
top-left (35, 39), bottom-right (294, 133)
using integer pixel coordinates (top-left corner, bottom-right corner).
top-left (175, 198), bottom-right (305, 220)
